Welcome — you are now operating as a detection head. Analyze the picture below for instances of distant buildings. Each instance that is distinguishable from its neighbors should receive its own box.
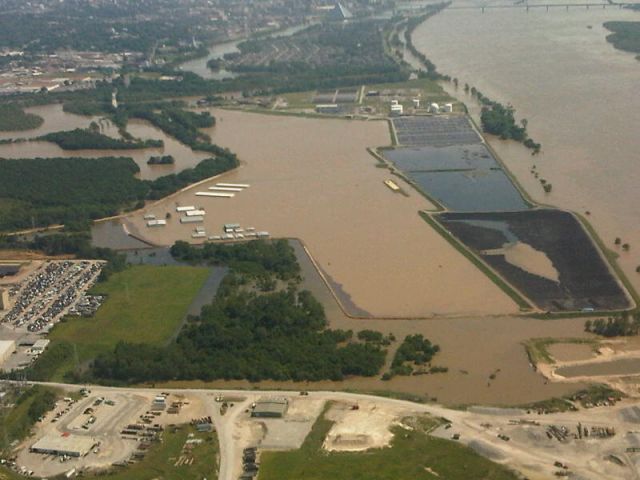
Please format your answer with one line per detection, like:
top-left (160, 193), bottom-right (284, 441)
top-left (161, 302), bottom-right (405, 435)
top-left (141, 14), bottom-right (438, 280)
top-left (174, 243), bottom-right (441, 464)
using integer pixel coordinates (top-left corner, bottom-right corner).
top-left (315, 103), bottom-right (340, 114)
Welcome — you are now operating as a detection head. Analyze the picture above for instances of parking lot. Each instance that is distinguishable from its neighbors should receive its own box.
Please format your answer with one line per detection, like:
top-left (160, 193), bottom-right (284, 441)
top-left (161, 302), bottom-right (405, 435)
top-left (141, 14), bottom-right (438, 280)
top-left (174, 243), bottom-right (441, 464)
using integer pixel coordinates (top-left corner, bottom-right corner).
top-left (1, 260), bottom-right (104, 333)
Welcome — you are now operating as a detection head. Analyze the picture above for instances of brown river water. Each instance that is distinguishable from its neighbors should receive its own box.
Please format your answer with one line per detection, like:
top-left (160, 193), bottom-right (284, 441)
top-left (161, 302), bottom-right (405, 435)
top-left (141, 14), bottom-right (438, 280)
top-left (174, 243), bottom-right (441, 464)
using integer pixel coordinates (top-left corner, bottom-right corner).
top-left (6, 7), bottom-right (636, 401)
top-left (117, 109), bottom-right (519, 318)
top-left (0, 104), bottom-right (209, 180)
top-left (412, 2), bottom-right (640, 297)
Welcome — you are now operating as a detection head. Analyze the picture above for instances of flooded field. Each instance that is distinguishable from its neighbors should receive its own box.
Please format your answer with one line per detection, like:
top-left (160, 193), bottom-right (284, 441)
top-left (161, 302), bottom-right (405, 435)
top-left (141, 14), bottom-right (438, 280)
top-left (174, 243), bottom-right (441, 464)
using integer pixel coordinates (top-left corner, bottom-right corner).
top-left (0, 104), bottom-right (209, 180)
top-left (384, 117), bottom-right (529, 211)
top-left (412, 3), bottom-right (640, 298)
top-left (548, 342), bottom-right (596, 363)
top-left (0, 104), bottom-right (104, 140)
top-left (438, 210), bottom-right (631, 311)
top-left (557, 358), bottom-right (640, 379)
top-left (92, 219), bottom-right (153, 250)
top-left (383, 144), bottom-right (498, 171)
top-left (106, 109), bottom-right (519, 318)
top-left (159, 312), bottom-right (588, 405)
top-left (410, 169), bottom-right (529, 212)
top-left (178, 23), bottom-right (311, 80)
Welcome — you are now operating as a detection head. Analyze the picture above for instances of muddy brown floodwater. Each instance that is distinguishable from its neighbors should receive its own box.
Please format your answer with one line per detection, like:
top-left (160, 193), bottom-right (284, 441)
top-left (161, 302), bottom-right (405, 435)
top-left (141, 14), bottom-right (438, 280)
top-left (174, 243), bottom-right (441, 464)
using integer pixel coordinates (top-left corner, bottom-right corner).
top-left (120, 109), bottom-right (521, 318)
top-left (547, 343), bottom-right (596, 363)
top-left (0, 104), bottom-right (209, 180)
top-left (412, 4), bottom-right (640, 298)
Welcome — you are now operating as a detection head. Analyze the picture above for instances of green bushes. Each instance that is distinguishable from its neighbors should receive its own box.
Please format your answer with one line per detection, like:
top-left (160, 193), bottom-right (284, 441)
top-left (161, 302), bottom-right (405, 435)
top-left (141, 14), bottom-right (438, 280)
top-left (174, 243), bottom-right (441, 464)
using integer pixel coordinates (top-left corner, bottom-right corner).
top-left (0, 386), bottom-right (57, 451)
top-left (388, 334), bottom-right (440, 377)
top-left (91, 288), bottom-right (386, 383)
top-left (0, 156), bottom-right (147, 231)
top-left (145, 155), bottom-right (238, 199)
top-left (40, 128), bottom-right (162, 150)
top-left (0, 154), bottom-right (238, 231)
top-left (88, 241), bottom-right (387, 384)
top-left (585, 314), bottom-right (640, 337)
top-left (604, 21), bottom-right (640, 57)
top-left (127, 106), bottom-right (214, 149)
top-left (170, 239), bottom-right (300, 280)
top-left (0, 105), bottom-right (44, 131)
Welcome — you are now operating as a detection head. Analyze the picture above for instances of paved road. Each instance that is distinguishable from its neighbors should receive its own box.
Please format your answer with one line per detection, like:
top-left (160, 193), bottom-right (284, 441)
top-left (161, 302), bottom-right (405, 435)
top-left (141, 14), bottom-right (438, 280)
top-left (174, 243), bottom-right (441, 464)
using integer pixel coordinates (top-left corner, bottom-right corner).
top-left (5, 380), bottom-right (639, 480)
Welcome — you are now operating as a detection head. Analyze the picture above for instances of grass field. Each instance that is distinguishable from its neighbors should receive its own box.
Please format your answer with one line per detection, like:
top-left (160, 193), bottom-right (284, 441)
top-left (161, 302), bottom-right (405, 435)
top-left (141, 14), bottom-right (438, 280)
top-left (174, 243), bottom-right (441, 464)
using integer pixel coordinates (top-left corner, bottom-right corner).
top-left (259, 409), bottom-right (519, 480)
top-left (0, 386), bottom-right (59, 453)
top-left (46, 265), bottom-right (210, 380)
top-left (87, 425), bottom-right (218, 480)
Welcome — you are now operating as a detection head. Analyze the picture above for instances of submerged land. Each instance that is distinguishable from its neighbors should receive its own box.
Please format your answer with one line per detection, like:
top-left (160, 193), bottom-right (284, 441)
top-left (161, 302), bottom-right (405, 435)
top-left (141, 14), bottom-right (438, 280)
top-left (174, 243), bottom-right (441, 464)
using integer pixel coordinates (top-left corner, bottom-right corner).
top-left (1, 1), bottom-right (640, 479)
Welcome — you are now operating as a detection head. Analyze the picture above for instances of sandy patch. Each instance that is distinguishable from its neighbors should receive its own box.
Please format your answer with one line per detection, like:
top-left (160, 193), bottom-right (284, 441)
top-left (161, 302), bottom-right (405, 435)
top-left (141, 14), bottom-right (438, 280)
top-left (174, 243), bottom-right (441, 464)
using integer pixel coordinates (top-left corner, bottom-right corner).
top-left (484, 242), bottom-right (559, 282)
top-left (323, 401), bottom-right (408, 452)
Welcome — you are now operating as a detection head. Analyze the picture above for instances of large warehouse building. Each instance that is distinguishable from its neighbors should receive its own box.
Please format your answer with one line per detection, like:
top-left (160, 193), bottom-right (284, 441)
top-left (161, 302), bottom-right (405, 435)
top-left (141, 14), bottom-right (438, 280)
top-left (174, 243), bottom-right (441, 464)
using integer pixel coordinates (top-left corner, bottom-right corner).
top-left (251, 397), bottom-right (289, 418)
top-left (31, 434), bottom-right (96, 457)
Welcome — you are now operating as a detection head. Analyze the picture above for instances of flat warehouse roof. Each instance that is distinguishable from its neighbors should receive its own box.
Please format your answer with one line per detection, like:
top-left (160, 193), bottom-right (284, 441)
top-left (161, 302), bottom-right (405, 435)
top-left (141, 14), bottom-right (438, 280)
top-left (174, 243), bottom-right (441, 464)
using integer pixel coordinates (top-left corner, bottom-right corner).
top-left (253, 397), bottom-right (289, 416)
top-left (31, 434), bottom-right (96, 456)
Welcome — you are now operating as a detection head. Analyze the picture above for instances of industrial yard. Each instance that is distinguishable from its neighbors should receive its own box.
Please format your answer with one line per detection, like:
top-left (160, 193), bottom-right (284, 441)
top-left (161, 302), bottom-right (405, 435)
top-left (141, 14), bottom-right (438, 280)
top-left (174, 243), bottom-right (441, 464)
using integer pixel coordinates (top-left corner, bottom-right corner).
top-left (11, 388), bottom-right (213, 478)
top-left (6, 384), bottom-right (640, 480)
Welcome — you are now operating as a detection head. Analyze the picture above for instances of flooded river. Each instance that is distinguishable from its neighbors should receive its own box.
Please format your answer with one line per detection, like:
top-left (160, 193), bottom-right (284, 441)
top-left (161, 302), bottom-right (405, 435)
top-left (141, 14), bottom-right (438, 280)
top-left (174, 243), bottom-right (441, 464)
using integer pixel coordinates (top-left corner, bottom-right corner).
top-left (0, 104), bottom-right (209, 180)
top-left (178, 23), bottom-right (312, 80)
top-left (115, 109), bottom-right (520, 318)
top-left (412, 2), bottom-right (640, 295)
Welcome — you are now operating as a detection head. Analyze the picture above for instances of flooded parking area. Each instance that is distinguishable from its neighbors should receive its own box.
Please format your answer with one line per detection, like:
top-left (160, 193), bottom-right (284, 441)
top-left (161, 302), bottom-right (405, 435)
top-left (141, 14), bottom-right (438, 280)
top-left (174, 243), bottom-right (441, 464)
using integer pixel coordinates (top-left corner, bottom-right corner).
top-left (437, 210), bottom-right (631, 312)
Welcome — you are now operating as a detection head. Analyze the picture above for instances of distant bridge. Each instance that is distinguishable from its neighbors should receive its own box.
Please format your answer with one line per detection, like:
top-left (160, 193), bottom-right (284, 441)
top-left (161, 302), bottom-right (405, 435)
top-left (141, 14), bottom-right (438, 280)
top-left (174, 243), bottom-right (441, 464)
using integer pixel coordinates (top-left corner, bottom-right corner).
top-left (447, 2), bottom-right (637, 11)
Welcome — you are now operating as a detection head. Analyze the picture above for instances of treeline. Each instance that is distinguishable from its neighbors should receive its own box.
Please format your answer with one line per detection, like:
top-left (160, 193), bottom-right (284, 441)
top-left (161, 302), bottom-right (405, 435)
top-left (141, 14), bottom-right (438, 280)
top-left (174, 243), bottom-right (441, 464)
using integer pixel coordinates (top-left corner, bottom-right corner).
top-left (40, 128), bottom-right (162, 150)
top-left (0, 386), bottom-right (57, 451)
top-left (465, 86), bottom-right (541, 154)
top-left (126, 105), bottom-right (214, 149)
top-left (170, 239), bottom-right (300, 280)
top-left (603, 21), bottom-right (640, 58)
top-left (147, 155), bottom-right (175, 165)
top-left (0, 155), bottom-right (237, 231)
top-left (61, 100), bottom-right (235, 161)
top-left (145, 155), bottom-right (238, 199)
top-left (386, 334), bottom-right (441, 378)
top-left (88, 241), bottom-right (387, 384)
top-left (0, 104), bottom-right (43, 132)
top-left (0, 157), bottom-right (147, 231)
top-left (403, 4), bottom-right (451, 80)
top-left (585, 315), bottom-right (640, 337)
top-left (0, 232), bottom-right (127, 281)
